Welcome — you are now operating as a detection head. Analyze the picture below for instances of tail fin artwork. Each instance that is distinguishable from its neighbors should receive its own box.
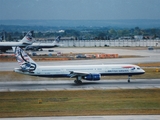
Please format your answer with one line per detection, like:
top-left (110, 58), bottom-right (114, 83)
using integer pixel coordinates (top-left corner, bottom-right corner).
top-left (53, 36), bottom-right (61, 44)
top-left (55, 36), bottom-right (61, 43)
top-left (53, 36), bottom-right (63, 47)
top-left (21, 31), bottom-right (36, 45)
top-left (13, 47), bottom-right (38, 73)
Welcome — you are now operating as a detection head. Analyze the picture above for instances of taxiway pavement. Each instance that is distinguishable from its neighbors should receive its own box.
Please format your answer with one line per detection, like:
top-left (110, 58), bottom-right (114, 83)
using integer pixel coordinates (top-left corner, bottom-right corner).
top-left (1, 115), bottom-right (160, 120)
top-left (0, 79), bottom-right (159, 92)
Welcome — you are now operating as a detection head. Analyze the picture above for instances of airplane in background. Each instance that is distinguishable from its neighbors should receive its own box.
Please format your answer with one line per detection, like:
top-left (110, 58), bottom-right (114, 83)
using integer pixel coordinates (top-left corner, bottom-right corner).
top-left (13, 47), bottom-right (145, 84)
top-left (0, 31), bottom-right (61, 52)
top-left (0, 31), bottom-right (35, 52)
top-left (25, 36), bottom-right (61, 51)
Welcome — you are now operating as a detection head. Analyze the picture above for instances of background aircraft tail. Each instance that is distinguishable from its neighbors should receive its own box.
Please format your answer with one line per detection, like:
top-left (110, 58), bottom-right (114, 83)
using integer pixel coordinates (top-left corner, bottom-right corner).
top-left (13, 46), bottom-right (38, 72)
top-left (53, 36), bottom-right (63, 47)
top-left (21, 31), bottom-right (36, 45)
top-left (56, 36), bottom-right (61, 43)
top-left (53, 36), bottom-right (61, 44)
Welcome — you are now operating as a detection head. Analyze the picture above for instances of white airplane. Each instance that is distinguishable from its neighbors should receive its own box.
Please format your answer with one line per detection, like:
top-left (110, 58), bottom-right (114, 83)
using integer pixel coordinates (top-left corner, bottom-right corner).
top-left (0, 31), bottom-right (35, 52)
top-left (25, 36), bottom-right (62, 51)
top-left (13, 47), bottom-right (145, 84)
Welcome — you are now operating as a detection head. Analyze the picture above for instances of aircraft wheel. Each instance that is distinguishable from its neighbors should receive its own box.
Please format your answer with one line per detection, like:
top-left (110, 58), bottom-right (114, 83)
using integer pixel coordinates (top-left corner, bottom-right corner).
top-left (128, 75), bottom-right (131, 83)
top-left (74, 80), bottom-right (82, 84)
top-left (128, 79), bottom-right (130, 83)
top-left (74, 80), bottom-right (77, 84)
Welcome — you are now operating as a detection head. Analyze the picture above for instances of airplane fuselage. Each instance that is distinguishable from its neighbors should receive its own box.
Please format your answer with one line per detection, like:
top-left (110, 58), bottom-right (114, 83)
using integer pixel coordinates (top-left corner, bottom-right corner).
top-left (25, 43), bottom-right (60, 51)
top-left (0, 42), bottom-right (29, 52)
top-left (0, 42), bottom-right (59, 52)
top-left (15, 64), bottom-right (145, 79)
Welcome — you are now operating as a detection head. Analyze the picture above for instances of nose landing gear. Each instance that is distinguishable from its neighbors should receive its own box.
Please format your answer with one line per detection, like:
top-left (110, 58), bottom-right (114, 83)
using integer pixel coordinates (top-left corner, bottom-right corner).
top-left (128, 75), bottom-right (132, 83)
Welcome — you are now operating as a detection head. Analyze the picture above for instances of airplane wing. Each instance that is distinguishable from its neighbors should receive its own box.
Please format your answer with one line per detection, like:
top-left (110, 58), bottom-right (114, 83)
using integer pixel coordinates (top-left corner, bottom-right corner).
top-left (69, 71), bottom-right (101, 82)
top-left (69, 71), bottom-right (92, 78)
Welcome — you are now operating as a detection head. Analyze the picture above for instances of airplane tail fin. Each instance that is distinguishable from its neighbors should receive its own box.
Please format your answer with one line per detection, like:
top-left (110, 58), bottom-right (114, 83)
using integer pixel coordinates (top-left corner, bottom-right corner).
top-left (53, 36), bottom-right (61, 44)
top-left (52, 36), bottom-right (63, 46)
top-left (21, 31), bottom-right (36, 45)
top-left (13, 47), bottom-right (38, 72)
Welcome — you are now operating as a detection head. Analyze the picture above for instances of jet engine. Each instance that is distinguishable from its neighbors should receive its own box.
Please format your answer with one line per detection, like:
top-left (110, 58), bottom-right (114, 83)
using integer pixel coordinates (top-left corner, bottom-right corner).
top-left (83, 74), bottom-right (101, 81)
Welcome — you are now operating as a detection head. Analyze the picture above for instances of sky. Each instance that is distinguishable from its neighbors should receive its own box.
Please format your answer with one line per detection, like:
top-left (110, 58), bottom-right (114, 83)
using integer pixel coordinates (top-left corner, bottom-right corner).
top-left (0, 0), bottom-right (160, 20)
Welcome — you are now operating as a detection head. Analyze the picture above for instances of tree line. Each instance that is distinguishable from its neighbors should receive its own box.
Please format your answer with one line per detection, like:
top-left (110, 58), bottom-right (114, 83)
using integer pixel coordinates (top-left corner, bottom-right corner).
top-left (1, 26), bottom-right (160, 41)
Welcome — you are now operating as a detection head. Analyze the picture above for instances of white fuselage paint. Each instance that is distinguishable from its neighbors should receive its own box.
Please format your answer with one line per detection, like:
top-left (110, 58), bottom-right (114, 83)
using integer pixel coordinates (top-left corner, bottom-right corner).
top-left (15, 64), bottom-right (145, 77)
top-left (0, 42), bottom-right (27, 46)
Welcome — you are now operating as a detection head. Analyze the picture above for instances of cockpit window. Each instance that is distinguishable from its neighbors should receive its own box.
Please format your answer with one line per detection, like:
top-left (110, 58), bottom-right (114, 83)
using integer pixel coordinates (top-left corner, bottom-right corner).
top-left (137, 67), bottom-right (141, 70)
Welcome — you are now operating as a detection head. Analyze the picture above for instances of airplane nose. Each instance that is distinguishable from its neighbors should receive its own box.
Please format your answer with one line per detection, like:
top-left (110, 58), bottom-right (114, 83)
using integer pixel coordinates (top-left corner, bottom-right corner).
top-left (142, 69), bottom-right (145, 74)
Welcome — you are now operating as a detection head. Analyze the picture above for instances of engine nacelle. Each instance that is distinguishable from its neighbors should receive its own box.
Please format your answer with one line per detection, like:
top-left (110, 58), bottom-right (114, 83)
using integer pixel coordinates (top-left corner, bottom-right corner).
top-left (83, 74), bottom-right (101, 81)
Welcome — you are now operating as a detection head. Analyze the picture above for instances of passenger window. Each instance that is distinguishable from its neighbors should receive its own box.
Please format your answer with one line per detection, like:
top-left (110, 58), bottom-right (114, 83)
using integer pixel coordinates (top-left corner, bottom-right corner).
top-left (131, 67), bottom-right (135, 70)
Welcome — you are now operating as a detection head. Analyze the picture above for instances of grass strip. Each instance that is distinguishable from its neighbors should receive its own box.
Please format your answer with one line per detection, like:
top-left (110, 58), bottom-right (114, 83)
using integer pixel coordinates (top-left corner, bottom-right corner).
top-left (0, 89), bottom-right (159, 117)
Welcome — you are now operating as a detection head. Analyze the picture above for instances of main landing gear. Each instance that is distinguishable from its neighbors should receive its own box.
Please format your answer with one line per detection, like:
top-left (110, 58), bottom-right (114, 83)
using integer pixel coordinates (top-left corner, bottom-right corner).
top-left (128, 75), bottom-right (132, 83)
top-left (74, 76), bottom-right (82, 84)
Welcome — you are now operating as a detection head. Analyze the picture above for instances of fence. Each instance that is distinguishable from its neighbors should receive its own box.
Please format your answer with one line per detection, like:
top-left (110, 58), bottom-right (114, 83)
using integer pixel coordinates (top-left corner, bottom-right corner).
top-left (60, 39), bottom-right (160, 47)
